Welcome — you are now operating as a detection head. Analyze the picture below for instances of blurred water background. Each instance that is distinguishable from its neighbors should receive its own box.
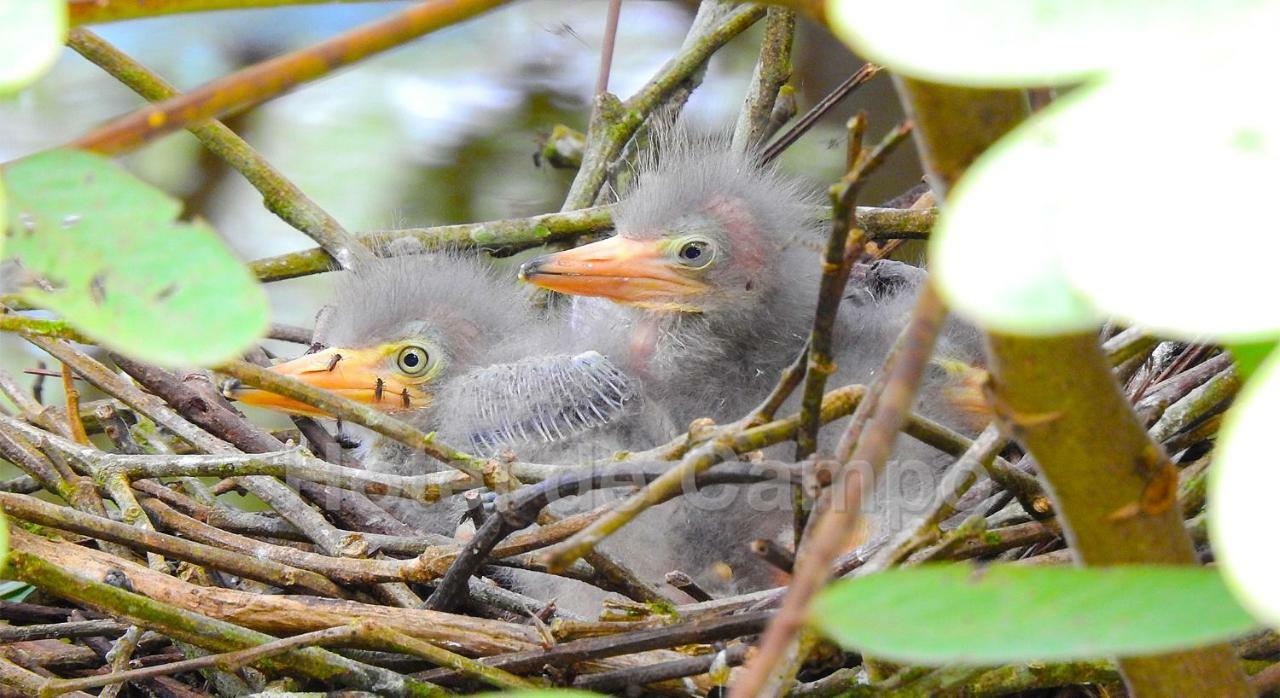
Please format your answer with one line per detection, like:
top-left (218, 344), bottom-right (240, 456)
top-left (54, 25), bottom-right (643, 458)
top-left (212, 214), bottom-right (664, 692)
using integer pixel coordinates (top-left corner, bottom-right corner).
top-left (0, 0), bottom-right (919, 432)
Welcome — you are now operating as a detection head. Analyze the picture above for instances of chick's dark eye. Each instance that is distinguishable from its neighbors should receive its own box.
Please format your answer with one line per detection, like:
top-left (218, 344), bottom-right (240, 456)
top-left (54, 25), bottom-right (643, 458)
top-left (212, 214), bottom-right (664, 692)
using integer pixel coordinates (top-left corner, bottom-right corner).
top-left (678, 240), bottom-right (709, 265)
top-left (397, 347), bottom-right (430, 375)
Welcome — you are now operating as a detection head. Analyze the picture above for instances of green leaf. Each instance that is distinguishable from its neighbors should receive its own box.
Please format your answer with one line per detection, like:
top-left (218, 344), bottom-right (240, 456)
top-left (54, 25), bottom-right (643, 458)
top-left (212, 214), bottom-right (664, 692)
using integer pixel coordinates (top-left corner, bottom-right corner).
top-left (1228, 341), bottom-right (1278, 382)
top-left (3, 150), bottom-right (269, 367)
top-left (929, 64), bottom-right (1280, 340)
top-left (927, 84), bottom-right (1101, 335)
top-left (1211, 350), bottom-right (1280, 624)
top-left (0, 581), bottom-right (33, 602)
top-left (826, 0), bottom-right (1276, 87)
top-left (811, 564), bottom-right (1257, 664)
top-left (0, 0), bottom-right (67, 94)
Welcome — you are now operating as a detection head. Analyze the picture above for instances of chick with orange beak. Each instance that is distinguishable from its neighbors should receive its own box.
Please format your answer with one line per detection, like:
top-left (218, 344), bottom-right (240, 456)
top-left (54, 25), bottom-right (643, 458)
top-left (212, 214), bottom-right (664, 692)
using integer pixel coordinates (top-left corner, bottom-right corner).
top-left (521, 126), bottom-right (985, 592)
top-left (227, 253), bottom-right (638, 535)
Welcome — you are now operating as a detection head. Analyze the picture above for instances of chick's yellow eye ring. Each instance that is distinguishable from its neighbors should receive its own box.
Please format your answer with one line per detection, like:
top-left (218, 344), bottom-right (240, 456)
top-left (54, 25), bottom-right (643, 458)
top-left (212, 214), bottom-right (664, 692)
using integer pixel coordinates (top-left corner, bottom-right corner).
top-left (675, 239), bottom-right (714, 268)
top-left (396, 346), bottom-right (431, 375)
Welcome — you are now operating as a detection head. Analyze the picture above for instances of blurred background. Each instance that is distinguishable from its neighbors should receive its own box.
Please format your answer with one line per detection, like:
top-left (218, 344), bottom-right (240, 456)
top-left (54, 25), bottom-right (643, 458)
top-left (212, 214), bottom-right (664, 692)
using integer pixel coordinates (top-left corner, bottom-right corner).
top-left (0, 0), bottom-right (920, 415)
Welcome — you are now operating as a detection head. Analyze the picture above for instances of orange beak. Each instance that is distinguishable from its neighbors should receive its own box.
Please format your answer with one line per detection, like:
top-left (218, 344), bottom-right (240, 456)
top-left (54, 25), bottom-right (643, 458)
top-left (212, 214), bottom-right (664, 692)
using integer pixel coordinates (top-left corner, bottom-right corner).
top-left (518, 236), bottom-right (709, 309)
top-left (224, 347), bottom-right (423, 417)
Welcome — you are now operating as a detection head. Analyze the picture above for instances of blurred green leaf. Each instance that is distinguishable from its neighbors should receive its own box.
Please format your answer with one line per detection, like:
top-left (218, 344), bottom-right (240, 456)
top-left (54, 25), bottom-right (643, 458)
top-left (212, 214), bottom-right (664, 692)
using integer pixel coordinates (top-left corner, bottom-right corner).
top-left (1211, 351), bottom-right (1280, 624)
top-left (811, 564), bottom-right (1257, 663)
top-left (826, 0), bottom-right (1274, 87)
top-left (1228, 341), bottom-right (1278, 382)
top-left (0, 581), bottom-right (33, 602)
top-left (929, 66), bottom-right (1280, 339)
top-left (3, 150), bottom-right (269, 367)
top-left (0, 0), bottom-right (67, 94)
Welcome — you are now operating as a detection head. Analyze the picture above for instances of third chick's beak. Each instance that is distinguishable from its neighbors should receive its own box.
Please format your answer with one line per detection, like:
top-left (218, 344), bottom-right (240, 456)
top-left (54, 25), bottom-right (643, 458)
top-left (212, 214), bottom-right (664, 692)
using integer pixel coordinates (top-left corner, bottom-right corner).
top-left (519, 235), bottom-right (710, 309)
top-left (225, 346), bottom-right (423, 417)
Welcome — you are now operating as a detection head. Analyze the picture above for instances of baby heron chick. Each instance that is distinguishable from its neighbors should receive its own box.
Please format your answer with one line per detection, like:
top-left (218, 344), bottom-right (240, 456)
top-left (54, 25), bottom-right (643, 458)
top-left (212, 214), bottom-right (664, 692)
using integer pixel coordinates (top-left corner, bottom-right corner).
top-left (521, 128), bottom-right (983, 589)
top-left (229, 253), bottom-right (637, 533)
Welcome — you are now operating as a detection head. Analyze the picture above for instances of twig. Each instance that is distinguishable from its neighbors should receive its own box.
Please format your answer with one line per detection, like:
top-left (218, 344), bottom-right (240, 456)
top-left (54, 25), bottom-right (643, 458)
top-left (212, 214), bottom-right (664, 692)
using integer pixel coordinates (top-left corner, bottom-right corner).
top-left (27, 338), bottom-right (360, 558)
top-left (561, 4), bottom-right (766, 210)
top-left (732, 7), bottom-right (795, 151)
top-left (0, 315), bottom-right (91, 344)
top-left (69, 0), bottom-right (392, 25)
top-left (733, 284), bottom-right (947, 697)
top-left (544, 385), bottom-right (865, 572)
top-left (760, 63), bottom-right (881, 164)
top-left (65, 0), bottom-right (513, 155)
top-left (250, 205), bottom-right (934, 282)
top-left (68, 29), bottom-right (368, 270)
top-left (59, 363), bottom-right (90, 445)
top-left (594, 0), bottom-right (623, 96)
top-left (418, 610), bottom-right (771, 682)
top-left (793, 119), bottom-right (914, 544)
top-left (859, 423), bottom-right (1006, 572)
top-left (574, 643), bottom-right (751, 692)
top-left (665, 570), bottom-right (713, 602)
top-left (8, 532), bottom-right (450, 697)
top-left (0, 491), bottom-right (346, 596)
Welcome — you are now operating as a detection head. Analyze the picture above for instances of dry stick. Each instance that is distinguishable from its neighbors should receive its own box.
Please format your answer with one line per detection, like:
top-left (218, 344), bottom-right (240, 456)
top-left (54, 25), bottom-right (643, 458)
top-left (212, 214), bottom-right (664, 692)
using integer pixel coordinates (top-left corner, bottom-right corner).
top-left (594, 0), bottom-right (623, 96)
top-left (0, 656), bottom-right (93, 698)
top-left (13, 529), bottom-right (541, 655)
top-left (65, 0), bottom-right (513, 155)
top-left (249, 205), bottom-right (935, 282)
top-left (43, 624), bottom-right (369, 696)
top-left (68, 29), bottom-right (367, 270)
top-left (46, 620), bottom-right (536, 695)
top-left (575, 643), bottom-right (750, 692)
top-left (732, 6), bottom-right (796, 151)
top-left (732, 284), bottom-right (947, 698)
top-left (0, 367), bottom-right (72, 439)
top-left (793, 119), bottom-right (914, 543)
top-left (0, 491), bottom-right (346, 596)
top-left (418, 609), bottom-right (771, 683)
top-left (896, 78), bottom-right (1251, 696)
top-left (760, 63), bottom-right (881, 165)
top-left (68, 0), bottom-right (393, 25)
top-left (6, 534), bottom-right (447, 698)
top-left (562, 3), bottom-right (766, 210)
top-left (420, 460), bottom-right (803, 611)
top-left (545, 385), bottom-right (865, 572)
top-left (26, 337), bottom-right (359, 559)
top-left (91, 624), bottom-right (142, 698)
top-left (858, 423), bottom-right (1007, 573)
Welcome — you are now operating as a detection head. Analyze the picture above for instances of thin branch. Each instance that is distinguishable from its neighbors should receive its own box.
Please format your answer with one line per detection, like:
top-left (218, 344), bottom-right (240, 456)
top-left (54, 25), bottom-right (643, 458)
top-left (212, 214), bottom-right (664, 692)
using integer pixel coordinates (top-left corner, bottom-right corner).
top-left (562, 4), bottom-right (767, 210)
top-left (28, 335), bottom-right (359, 558)
top-left (7, 532), bottom-right (448, 697)
top-left (68, 29), bottom-right (367, 270)
top-left (0, 314), bottom-right (91, 343)
top-left (733, 284), bottom-right (947, 697)
top-left (760, 63), bottom-right (881, 164)
top-left (69, 0), bottom-right (389, 25)
top-left (545, 385), bottom-right (865, 572)
top-left (732, 6), bottom-right (796, 151)
top-left (249, 205), bottom-right (935, 282)
top-left (594, 0), bottom-right (623, 96)
top-left (65, 0), bottom-right (513, 155)
top-left (0, 490), bottom-right (346, 596)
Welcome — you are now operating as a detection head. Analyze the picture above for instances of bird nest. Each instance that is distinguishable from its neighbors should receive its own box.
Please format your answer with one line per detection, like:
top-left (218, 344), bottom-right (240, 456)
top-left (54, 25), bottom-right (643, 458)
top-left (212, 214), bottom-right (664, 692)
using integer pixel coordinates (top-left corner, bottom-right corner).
top-left (0, 2), bottom-right (1255, 697)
